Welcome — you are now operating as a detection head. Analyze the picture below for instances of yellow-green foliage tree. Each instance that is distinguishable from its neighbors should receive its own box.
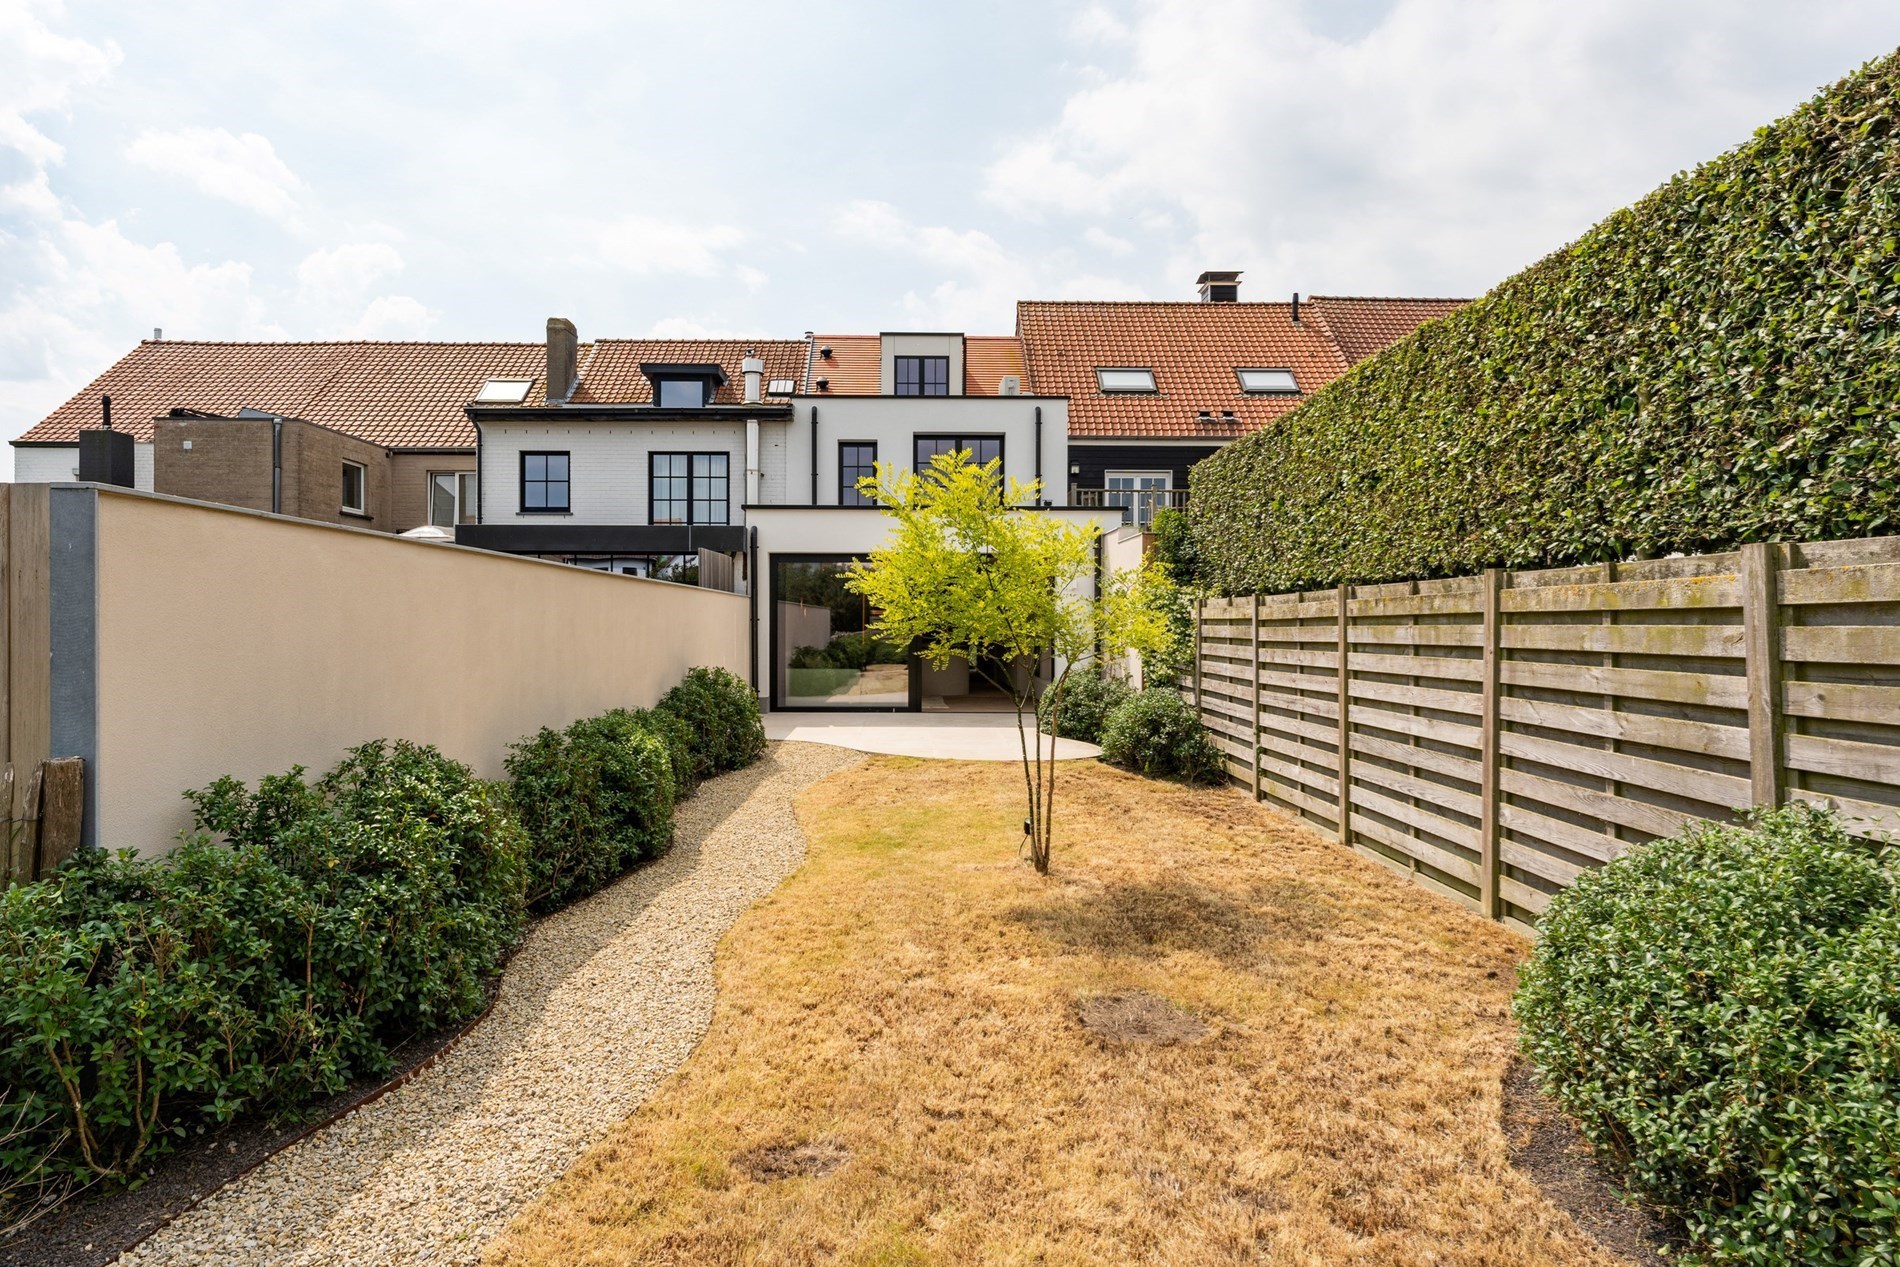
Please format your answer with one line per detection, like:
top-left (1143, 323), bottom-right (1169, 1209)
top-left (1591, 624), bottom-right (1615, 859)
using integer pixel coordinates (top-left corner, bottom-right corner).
top-left (848, 453), bottom-right (1173, 873)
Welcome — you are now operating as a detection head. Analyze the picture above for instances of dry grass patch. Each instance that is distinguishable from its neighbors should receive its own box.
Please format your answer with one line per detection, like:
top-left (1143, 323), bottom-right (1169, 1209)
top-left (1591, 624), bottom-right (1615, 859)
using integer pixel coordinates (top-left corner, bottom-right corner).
top-left (486, 758), bottom-right (1621, 1267)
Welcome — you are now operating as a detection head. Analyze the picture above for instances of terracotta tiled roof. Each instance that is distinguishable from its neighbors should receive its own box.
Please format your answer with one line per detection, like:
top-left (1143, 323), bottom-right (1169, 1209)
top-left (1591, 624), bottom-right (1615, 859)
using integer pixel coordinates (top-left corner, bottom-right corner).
top-left (1305, 296), bottom-right (1467, 364)
top-left (566, 339), bottom-right (809, 406)
top-left (965, 337), bottom-right (1026, 395)
top-left (1015, 296), bottom-right (1468, 439)
top-left (1016, 301), bottom-right (1347, 439)
top-left (803, 335), bottom-right (881, 394)
top-left (15, 340), bottom-right (552, 449)
top-left (798, 335), bottom-right (1026, 397)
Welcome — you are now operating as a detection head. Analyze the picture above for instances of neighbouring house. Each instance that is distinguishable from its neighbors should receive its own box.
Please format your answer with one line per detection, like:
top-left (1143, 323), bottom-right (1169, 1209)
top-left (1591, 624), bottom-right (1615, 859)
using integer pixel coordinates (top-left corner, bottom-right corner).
top-left (10, 339), bottom-right (544, 533)
top-left (1017, 272), bottom-right (1467, 527)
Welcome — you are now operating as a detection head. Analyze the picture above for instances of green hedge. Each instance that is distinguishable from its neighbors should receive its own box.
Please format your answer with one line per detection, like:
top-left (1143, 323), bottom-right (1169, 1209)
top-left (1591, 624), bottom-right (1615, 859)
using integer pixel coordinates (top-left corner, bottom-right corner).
top-left (1038, 671), bottom-right (1131, 745)
top-left (1099, 689), bottom-right (1223, 784)
top-left (0, 742), bottom-right (526, 1197)
top-left (655, 666), bottom-right (767, 779)
top-left (1515, 805), bottom-right (1900, 1265)
top-left (1190, 53), bottom-right (1900, 594)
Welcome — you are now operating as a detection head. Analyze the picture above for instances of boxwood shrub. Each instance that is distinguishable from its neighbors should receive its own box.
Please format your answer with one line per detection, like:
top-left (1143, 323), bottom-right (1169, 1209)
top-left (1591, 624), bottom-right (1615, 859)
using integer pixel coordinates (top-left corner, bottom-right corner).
top-left (655, 666), bottom-right (767, 779)
top-left (504, 710), bottom-right (678, 912)
top-left (1099, 689), bottom-right (1224, 784)
top-left (1039, 671), bottom-right (1131, 744)
top-left (1190, 52), bottom-right (1900, 594)
top-left (0, 741), bottom-right (525, 1205)
top-left (1514, 805), bottom-right (1900, 1266)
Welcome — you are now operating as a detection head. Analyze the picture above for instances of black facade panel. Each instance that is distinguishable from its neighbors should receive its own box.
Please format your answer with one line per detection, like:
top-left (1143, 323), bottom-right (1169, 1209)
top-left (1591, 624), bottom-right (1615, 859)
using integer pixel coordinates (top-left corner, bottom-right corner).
top-left (454, 523), bottom-right (746, 556)
top-left (77, 429), bottom-right (136, 488)
top-left (1066, 443), bottom-right (1223, 495)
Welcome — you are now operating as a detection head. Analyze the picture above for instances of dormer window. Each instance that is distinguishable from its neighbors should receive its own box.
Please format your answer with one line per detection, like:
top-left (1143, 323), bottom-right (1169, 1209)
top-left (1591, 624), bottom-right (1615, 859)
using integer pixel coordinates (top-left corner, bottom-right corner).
top-left (1237, 368), bottom-right (1299, 394)
top-left (642, 362), bottom-right (727, 409)
top-left (895, 356), bottom-right (950, 397)
top-left (1096, 368), bottom-right (1157, 393)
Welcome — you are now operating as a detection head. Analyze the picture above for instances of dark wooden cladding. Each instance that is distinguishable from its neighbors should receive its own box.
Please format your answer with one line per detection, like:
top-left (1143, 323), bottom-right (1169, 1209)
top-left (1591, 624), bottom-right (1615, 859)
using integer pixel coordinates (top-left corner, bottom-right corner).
top-left (1192, 536), bottom-right (1900, 935)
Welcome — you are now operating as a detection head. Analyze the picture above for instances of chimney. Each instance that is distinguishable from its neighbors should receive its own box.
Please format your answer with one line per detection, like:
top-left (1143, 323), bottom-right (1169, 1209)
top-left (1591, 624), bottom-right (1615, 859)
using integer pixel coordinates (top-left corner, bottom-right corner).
top-left (78, 395), bottom-right (135, 487)
top-left (545, 317), bottom-right (578, 403)
top-left (152, 327), bottom-right (163, 341)
top-left (742, 348), bottom-right (764, 404)
top-left (1196, 270), bottom-right (1242, 303)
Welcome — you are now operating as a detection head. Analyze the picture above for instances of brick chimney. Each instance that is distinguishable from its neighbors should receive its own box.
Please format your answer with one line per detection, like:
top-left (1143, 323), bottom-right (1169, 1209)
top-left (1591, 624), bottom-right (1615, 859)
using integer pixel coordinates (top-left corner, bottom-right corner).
top-left (545, 317), bottom-right (578, 403)
top-left (1196, 270), bottom-right (1242, 302)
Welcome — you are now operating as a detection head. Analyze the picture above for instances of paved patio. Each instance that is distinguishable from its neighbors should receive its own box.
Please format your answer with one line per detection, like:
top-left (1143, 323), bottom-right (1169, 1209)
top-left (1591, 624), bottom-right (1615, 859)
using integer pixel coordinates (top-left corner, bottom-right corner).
top-left (762, 712), bottom-right (1102, 761)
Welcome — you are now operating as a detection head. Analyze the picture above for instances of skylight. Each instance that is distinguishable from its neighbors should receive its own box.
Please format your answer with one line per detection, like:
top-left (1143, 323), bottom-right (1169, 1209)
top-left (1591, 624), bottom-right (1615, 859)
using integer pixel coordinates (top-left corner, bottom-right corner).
top-left (1096, 368), bottom-right (1157, 393)
top-left (475, 378), bottom-right (532, 404)
top-left (767, 378), bottom-right (796, 395)
top-left (1237, 368), bottom-right (1299, 394)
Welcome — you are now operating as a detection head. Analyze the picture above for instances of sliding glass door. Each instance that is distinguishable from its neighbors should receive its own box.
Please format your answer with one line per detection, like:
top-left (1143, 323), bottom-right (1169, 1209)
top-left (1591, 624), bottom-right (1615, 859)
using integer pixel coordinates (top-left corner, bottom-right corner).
top-left (771, 556), bottom-right (916, 710)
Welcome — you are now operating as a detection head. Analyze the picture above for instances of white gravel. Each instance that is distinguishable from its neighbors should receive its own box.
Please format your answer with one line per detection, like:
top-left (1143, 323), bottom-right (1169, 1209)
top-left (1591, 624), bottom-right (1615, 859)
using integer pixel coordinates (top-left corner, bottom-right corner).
top-left (116, 741), bottom-right (860, 1267)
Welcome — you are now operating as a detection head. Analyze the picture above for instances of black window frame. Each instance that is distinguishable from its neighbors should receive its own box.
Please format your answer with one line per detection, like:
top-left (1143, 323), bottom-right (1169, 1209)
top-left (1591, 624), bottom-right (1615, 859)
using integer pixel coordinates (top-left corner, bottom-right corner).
top-left (912, 433), bottom-right (1004, 473)
top-left (519, 450), bottom-right (571, 514)
top-left (648, 451), bottom-right (731, 526)
top-left (652, 377), bottom-right (711, 408)
top-left (839, 440), bottom-right (878, 506)
top-left (894, 355), bottom-right (951, 397)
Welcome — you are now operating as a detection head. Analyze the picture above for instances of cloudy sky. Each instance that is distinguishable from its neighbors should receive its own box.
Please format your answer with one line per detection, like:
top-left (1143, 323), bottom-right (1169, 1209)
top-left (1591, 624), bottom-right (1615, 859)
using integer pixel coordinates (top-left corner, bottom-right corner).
top-left (3, 1), bottom-right (1897, 470)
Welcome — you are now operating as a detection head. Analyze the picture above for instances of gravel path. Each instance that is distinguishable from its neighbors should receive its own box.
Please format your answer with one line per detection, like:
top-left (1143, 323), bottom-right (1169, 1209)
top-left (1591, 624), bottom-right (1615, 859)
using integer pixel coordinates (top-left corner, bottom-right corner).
top-left (117, 741), bottom-right (860, 1267)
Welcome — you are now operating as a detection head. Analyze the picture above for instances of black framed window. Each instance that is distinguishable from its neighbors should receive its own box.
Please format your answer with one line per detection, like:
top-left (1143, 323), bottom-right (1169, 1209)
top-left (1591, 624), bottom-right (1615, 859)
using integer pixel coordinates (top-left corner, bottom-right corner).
top-left (520, 451), bottom-right (569, 513)
top-left (914, 434), bottom-right (1002, 471)
top-left (895, 355), bottom-right (950, 397)
top-left (839, 441), bottom-right (877, 506)
top-left (655, 378), bottom-right (709, 408)
top-left (650, 452), bottom-right (729, 525)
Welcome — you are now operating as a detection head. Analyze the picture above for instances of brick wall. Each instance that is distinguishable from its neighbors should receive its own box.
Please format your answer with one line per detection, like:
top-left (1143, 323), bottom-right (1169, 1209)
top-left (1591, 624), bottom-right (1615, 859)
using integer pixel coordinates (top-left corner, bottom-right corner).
top-left (151, 416), bottom-right (395, 531)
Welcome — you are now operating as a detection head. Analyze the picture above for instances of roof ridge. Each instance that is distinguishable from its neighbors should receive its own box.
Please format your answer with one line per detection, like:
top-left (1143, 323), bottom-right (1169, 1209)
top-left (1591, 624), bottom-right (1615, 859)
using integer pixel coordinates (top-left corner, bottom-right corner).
top-left (1307, 294), bottom-right (1474, 303)
top-left (131, 338), bottom-right (550, 349)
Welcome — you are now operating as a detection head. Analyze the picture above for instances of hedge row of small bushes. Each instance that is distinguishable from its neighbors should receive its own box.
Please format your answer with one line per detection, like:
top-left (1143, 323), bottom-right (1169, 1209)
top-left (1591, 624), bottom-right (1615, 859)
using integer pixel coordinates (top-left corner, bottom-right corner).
top-left (1188, 52), bottom-right (1900, 594)
top-left (1041, 672), bottom-right (1221, 784)
top-left (1516, 805), bottom-right (1900, 1266)
top-left (0, 666), bottom-right (763, 1221)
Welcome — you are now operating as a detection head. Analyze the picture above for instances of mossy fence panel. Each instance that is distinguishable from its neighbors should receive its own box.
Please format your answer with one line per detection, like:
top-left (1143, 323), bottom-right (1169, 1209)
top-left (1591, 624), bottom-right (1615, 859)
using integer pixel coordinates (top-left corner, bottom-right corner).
top-left (1190, 535), bottom-right (1900, 934)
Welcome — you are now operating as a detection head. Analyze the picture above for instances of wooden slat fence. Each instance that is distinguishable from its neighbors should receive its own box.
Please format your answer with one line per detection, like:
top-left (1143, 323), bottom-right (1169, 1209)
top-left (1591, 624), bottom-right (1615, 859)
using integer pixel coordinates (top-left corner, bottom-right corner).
top-left (1191, 536), bottom-right (1900, 935)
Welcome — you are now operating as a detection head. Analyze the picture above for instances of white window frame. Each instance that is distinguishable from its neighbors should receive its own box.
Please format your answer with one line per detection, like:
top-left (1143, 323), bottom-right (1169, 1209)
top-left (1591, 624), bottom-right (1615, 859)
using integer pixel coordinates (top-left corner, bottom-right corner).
top-left (428, 470), bottom-right (480, 527)
top-left (1104, 469), bottom-right (1172, 527)
top-left (1095, 367), bottom-right (1158, 393)
top-left (341, 460), bottom-right (367, 515)
top-left (1236, 367), bottom-right (1300, 394)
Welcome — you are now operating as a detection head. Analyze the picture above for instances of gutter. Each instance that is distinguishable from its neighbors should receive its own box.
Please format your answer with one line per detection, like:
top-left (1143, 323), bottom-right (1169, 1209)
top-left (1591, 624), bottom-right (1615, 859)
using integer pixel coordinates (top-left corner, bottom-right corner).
top-left (809, 406), bottom-right (819, 504)
top-left (1034, 405), bottom-right (1043, 504)
top-left (271, 415), bottom-right (283, 514)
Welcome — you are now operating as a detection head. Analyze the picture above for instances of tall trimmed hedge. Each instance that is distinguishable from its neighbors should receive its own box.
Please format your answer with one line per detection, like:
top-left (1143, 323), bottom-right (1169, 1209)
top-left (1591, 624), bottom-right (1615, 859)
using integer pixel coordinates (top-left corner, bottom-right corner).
top-left (1190, 53), bottom-right (1900, 594)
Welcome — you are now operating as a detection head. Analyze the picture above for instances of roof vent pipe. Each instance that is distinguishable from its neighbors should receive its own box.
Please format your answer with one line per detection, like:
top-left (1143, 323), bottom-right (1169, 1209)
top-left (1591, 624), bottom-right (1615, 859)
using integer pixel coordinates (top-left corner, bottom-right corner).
top-left (152, 327), bottom-right (163, 341)
top-left (101, 395), bottom-right (112, 430)
top-left (742, 348), bottom-right (764, 404)
top-left (1291, 292), bottom-right (1300, 323)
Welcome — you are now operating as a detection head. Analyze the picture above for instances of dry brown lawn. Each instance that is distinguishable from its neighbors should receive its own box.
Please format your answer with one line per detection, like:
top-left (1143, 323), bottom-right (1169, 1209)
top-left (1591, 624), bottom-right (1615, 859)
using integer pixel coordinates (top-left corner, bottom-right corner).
top-left (486, 757), bottom-right (1621, 1267)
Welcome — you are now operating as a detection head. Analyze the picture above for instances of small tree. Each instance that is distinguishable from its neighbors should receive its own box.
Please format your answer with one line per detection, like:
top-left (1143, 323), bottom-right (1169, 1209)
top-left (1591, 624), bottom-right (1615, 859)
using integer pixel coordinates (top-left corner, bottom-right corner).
top-left (847, 452), bottom-right (1173, 873)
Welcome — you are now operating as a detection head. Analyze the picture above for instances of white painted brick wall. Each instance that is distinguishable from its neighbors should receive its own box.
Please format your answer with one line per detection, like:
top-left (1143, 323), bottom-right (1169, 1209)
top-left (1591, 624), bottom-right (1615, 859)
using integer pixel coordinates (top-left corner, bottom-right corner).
top-left (14, 443), bottom-right (155, 491)
top-left (479, 421), bottom-right (747, 525)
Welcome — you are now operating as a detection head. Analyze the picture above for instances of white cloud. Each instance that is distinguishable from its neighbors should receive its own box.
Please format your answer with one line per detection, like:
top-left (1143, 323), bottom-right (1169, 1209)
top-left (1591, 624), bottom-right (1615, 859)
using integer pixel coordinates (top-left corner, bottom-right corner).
top-left (0, 2), bottom-right (120, 171)
top-left (734, 263), bottom-right (769, 294)
top-left (346, 294), bottom-right (436, 338)
top-left (1069, 5), bottom-right (1133, 44)
top-left (296, 242), bottom-right (405, 304)
top-left (985, 0), bottom-right (1900, 296)
top-left (645, 316), bottom-right (746, 339)
top-left (125, 126), bottom-right (303, 224)
top-left (590, 216), bottom-right (747, 277)
top-left (1082, 226), bottom-right (1134, 256)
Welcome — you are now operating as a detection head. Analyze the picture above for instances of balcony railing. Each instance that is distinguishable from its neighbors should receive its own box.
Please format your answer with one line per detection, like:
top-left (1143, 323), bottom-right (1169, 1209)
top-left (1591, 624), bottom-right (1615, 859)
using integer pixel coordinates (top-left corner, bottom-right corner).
top-left (1070, 486), bottom-right (1189, 527)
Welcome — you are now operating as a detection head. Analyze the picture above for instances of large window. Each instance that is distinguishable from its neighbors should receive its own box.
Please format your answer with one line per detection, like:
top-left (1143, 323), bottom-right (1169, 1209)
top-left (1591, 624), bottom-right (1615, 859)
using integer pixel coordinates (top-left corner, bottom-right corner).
top-left (914, 434), bottom-right (1002, 471)
top-left (839, 441), bottom-right (877, 506)
top-left (520, 451), bottom-right (570, 513)
top-left (774, 557), bottom-right (911, 710)
top-left (656, 378), bottom-right (709, 408)
top-left (341, 461), bottom-right (367, 514)
top-left (649, 452), bottom-right (729, 525)
top-left (428, 471), bottom-right (479, 526)
top-left (895, 355), bottom-right (950, 397)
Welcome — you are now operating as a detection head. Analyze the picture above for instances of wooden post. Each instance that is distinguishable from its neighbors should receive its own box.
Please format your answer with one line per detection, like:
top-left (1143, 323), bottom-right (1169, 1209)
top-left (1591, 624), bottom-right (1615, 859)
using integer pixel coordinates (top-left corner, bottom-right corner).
top-left (1740, 543), bottom-right (1785, 808)
top-left (12, 763), bottom-right (40, 884)
top-left (1335, 582), bottom-right (1351, 844)
top-left (1478, 568), bottom-right (1503, 920)
top-left (36, 757), bottom-right (83, 876)
top-left (1191, 596), bottom-right (1204, 714)
top-left (1250, 593), bottom-right (1262, 800)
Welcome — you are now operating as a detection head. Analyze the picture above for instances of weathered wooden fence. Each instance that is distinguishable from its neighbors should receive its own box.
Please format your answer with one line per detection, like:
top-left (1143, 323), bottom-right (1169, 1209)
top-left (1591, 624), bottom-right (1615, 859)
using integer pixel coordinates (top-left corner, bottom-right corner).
top-left (0, 484), bottom-right (85, 883)
top-left (1191, 536), bottom-right (1900, 934)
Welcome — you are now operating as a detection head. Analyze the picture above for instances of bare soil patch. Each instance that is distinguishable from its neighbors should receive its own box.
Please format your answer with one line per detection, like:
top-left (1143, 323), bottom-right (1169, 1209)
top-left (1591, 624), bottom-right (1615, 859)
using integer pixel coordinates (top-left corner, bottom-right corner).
top-left (735, 1141), bottom-right (851, 1182)
top-left (1077, 990), bottom-right (1209, 1045)
top-left (1502, 1058), bottom-right (1681, 1267)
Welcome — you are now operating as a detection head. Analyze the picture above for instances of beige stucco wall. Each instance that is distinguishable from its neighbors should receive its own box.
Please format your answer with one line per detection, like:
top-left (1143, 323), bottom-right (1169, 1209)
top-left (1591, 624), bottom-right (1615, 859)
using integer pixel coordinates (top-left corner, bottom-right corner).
top-left (92, 488), bottom-right (747, 854)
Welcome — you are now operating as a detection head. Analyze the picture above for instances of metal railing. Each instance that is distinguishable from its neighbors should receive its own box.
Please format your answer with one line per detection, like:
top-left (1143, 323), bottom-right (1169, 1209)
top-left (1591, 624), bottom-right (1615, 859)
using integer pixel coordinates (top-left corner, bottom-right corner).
top-left (1070, 486), bottom-right (1189, 527)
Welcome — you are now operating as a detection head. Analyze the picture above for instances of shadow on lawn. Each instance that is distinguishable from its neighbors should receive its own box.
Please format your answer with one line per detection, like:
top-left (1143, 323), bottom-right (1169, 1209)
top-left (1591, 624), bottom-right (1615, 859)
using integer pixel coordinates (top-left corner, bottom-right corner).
top-left (1006, 875), bottom-right (1335, 966)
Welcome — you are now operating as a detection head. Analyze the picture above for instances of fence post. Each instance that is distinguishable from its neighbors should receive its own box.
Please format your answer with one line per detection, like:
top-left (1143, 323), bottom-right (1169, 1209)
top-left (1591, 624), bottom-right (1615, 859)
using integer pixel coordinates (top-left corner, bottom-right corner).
top-left (1740, 543), bottom-right (1785, 808)
top-left (1250, 592), bottom-right (1262, 801)
top-left (1335, 582), bottom-right (1351, 844)
top-left (1478, 567), bottom-right (1503, 921)
top-left (1191, 595), bottom-right (1203, 714)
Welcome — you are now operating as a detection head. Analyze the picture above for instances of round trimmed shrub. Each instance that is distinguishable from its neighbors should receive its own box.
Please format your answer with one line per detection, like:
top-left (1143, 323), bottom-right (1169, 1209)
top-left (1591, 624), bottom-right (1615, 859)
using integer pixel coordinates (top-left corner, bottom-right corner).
top-left (1098, 688), bottom-right (1223, 783)
top-left (1514, 804), bottom-right (1900, 1266)
top-left (655, 666), bottom-right (767, 778)
top-left (1039, 671), bottom-right (1132, 744)
top-left (505, 711), bottom-right (677, 912)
